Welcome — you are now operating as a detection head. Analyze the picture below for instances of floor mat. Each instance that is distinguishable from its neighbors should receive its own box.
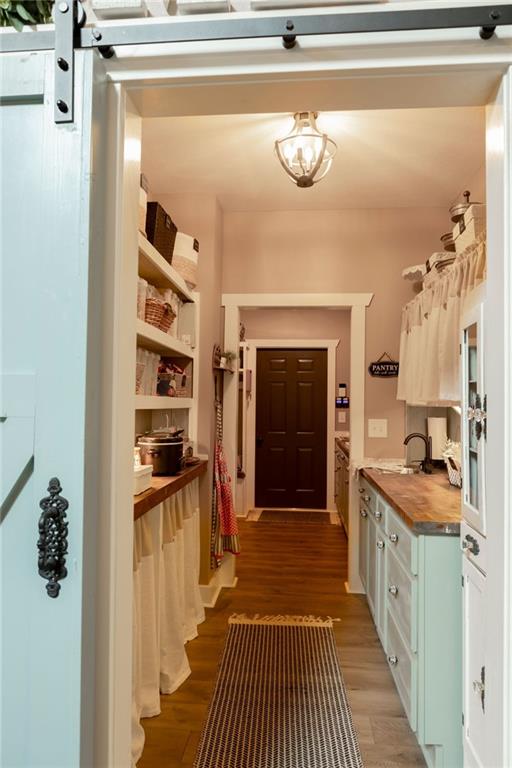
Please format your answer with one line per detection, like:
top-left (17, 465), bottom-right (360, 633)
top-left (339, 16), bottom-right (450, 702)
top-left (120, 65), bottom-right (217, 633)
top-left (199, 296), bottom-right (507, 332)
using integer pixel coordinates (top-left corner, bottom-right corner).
top-left (194, 615), bottom-right (364, 768)
top-left (259, 509), bottom-right (333, 524)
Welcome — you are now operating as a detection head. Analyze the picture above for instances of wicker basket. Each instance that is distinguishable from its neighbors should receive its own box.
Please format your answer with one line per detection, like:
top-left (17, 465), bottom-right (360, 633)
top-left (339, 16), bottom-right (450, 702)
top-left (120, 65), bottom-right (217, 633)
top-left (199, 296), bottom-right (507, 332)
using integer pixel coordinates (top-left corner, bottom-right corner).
top-left (145, 297), bottom-right (165, 328)
top-left (145, 202), bottom-right (177, 265)
top-left (159, 303), bottom-right (177, 334)
top-left (445, 457), bottom-right (462, 488)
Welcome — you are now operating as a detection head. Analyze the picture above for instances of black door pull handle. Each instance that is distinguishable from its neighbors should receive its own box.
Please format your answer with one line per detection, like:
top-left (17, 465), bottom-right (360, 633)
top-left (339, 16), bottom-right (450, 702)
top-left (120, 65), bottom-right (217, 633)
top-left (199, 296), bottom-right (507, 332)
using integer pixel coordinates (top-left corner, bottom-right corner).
top-left (38, 478), bottom-right (69, 598)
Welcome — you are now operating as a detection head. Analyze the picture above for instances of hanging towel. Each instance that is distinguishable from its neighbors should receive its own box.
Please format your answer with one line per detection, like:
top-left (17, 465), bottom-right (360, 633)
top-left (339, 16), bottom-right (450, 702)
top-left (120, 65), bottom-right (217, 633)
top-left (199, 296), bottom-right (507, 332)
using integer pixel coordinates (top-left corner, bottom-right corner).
top-left (212, 398), bottom-right (240, 564)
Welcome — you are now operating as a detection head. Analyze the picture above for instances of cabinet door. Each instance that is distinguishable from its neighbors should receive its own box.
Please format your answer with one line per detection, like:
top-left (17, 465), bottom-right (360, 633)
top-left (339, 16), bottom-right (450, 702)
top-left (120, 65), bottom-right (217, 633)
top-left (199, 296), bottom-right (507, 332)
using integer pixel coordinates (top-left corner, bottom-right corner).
top-left (341, 460), bottom-right (350, 532)
top-left (461, 300), bottom-right (486, 535)
top-left (359, 503), bottom-right (369, 590)
top-left (367, 516), bottom-right (377, 617)
top-left (367, 516), bottom-right (385, 623)
top-left (463, 557), bottom-right (487, 768)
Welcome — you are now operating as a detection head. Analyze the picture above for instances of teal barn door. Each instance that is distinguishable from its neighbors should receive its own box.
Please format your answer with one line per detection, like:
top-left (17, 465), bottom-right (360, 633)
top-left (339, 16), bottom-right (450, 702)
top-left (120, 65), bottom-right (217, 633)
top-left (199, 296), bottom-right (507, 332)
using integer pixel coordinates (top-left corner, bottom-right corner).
top-left (0, 50), bottom-right (102, 767)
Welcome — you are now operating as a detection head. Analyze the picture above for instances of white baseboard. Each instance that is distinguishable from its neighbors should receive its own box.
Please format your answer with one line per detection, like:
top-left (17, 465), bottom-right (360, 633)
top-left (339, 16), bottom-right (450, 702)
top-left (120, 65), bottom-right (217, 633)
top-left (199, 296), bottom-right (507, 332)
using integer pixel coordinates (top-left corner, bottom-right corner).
top-left (344, 579), bottom-right (365, 595)
top-left (199, 554), bottom-right (238, 608)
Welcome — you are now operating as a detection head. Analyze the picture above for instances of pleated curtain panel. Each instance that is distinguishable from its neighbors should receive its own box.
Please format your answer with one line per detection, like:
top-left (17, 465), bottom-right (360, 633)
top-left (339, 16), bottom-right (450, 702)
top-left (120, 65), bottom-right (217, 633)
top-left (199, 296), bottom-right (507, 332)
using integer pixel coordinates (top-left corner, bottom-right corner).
top-left (132, 479), bottom-right (205, 766)
top-left (397, 235), bottom-right (486, 406)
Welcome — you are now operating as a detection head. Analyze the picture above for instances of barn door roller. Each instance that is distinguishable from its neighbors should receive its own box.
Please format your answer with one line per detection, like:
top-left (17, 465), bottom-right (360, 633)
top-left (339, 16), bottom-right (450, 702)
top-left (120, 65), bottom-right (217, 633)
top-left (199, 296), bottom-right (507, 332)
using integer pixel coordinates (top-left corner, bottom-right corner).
top-left (1, 2), bottom-right (511, 124)
top-left (54, 0), bottom-right (86, 124)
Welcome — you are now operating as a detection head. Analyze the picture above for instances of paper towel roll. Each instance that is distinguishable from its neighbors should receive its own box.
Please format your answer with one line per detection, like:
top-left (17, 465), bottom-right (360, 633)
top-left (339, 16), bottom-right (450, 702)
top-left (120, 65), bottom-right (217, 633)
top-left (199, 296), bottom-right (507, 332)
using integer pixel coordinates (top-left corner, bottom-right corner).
top-left (428, 417), bottom-right (448, 460)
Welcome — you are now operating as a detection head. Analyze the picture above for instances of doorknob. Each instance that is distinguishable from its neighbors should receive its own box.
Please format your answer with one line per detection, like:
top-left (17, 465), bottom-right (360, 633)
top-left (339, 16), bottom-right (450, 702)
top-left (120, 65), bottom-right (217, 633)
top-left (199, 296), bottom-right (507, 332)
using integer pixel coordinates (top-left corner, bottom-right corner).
top-left (256, 436), bottom-right (264, 446)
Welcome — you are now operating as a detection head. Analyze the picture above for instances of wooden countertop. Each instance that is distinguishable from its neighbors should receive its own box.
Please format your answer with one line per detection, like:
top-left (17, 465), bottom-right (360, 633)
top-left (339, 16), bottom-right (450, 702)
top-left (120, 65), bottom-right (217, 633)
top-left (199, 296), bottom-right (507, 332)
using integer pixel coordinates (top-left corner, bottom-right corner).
top-left (361, 467), bottom-right (461, 536)
top-left (134, 460), bottom-right (208, 520)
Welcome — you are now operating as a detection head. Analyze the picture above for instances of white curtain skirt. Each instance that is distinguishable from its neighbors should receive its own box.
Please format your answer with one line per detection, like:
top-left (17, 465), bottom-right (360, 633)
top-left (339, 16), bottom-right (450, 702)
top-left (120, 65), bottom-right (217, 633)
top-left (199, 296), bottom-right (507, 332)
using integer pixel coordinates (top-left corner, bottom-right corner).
top-left (131, 478), bottom-right (204, 766)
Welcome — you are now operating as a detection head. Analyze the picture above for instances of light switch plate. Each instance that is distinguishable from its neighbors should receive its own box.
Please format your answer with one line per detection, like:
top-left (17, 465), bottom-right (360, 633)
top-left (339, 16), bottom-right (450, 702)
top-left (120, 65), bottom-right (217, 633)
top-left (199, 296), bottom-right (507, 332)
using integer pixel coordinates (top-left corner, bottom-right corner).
top-left (368, 418), bottom-right (388, 438)
top-left (337, 411), bottom-right (346, 424)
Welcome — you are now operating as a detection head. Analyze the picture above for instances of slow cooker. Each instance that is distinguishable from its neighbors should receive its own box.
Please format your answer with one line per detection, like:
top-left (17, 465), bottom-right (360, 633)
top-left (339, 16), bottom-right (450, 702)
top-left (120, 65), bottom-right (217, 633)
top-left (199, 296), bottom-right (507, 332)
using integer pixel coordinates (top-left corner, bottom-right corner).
top-left (137, 432), bottom-right (184, 476)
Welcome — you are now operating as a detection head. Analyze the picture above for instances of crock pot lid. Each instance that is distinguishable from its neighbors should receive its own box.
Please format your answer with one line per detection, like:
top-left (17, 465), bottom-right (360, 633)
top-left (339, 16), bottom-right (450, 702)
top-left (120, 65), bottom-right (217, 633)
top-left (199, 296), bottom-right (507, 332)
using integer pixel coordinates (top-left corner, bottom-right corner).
top-left (138, 432), bottom-right (184, 444)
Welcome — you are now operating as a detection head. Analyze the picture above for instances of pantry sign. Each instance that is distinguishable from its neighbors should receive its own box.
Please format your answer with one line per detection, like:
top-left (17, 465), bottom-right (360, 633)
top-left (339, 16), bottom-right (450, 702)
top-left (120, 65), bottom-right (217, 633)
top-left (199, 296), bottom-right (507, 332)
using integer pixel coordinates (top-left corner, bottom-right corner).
top-left (368, 353), bottom-right (400, 378)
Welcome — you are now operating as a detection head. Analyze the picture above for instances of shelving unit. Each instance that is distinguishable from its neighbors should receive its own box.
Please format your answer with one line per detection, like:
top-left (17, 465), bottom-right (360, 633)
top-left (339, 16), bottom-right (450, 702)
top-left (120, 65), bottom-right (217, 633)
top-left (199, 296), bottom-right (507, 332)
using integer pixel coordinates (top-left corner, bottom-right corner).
top-left (135, 396), bottom-right (193, 410)
top-left (136, 319), bottom-right (195, 359)
top-left (135, 224), bottom-right (199, 451)
top-left (138, 232), bottom-right (194, 302)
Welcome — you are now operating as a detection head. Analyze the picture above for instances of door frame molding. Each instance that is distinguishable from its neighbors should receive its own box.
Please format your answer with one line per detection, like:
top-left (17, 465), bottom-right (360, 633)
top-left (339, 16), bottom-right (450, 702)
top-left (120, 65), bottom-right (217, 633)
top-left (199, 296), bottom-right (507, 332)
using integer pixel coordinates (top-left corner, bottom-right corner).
top-left (77, 36), bottom-right (511, 768)
top-left (222, 292), bottom-right (373, 592)
top-left (245, 338), bottom-right (339, 514)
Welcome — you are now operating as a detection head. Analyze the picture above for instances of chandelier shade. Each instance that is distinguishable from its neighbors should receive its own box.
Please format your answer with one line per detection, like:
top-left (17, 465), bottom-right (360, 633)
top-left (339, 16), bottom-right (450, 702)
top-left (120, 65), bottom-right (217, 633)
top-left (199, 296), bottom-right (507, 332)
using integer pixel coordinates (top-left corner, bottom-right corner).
top-left (274, 111), bottom-right (337, 188)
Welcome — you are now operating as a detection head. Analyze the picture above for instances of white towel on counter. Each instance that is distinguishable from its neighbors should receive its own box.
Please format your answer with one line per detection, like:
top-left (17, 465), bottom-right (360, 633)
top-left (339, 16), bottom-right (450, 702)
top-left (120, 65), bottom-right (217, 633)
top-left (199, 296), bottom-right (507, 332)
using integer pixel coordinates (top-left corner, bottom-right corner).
top-left (351, 458), bottom-right (409, 476)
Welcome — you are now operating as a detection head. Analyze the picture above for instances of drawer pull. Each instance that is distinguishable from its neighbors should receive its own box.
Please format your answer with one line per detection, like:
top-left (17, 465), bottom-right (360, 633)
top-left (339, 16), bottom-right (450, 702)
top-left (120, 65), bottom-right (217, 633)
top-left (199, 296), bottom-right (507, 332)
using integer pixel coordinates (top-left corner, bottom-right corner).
top-left (375, 509), bottom-right (382, 520)
top-left (377, 540), bottom-right (385, 550)
top-left (388, 655), bottom-right (398, 666)
top-left (388, 585), bottom-right (399, 597)
top-left (389, 533), bottom-right (399, 544)
top-left (358, 488), bottom-right (364, 494)
top-left (360, 509), bottom-right (368, 518)
top-left (462, 534), bottom-right (480, 556)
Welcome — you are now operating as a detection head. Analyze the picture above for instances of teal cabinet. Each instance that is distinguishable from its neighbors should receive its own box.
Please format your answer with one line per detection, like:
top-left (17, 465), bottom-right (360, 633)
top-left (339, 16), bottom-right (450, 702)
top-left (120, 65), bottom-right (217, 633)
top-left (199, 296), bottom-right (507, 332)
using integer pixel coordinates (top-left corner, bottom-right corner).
top-left (360, 481), bottom-right (462, 768)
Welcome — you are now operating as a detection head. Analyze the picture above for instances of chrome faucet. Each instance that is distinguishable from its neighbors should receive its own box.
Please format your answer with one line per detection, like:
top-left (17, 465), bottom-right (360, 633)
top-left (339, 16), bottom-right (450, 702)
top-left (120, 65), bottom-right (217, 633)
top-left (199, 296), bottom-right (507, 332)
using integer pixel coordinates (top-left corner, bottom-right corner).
top-left (404, 432), bottom-right (433, 474)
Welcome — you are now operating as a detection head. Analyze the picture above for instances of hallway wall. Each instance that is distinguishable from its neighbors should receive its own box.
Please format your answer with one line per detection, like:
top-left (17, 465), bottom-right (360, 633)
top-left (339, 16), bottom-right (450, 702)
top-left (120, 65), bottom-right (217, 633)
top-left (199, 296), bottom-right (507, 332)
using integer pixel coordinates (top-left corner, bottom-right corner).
top-left (222, 206), bottom-right (449, 458)
top-left (240, 308), bottom-right (351, 432)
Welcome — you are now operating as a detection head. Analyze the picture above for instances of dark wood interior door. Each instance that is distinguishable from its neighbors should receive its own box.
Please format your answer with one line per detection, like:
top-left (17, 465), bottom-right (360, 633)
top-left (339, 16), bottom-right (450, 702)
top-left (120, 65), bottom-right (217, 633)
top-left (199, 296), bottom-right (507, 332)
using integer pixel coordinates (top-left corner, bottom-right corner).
top-left (255, 348), bottom-right (327, 509)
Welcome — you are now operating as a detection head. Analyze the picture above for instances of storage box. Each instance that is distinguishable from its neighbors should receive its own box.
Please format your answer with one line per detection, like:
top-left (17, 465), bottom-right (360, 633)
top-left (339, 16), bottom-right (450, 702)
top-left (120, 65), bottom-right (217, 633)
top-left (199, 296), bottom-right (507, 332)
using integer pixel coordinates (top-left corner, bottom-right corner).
top-left (177, 0), bottom-right (230, 12)
top-left (452, 203), bottom-right (486, 253)
top-left (173, 232), bottom-right (199, 288)
top-left (145, 202), bottom-right (178, 265)
top-left (157, 356), bottom-right (193, 398)
top-left (92, 0), bottom-right (148, 19)
top-left (134, 464), bottom-right (153, 495)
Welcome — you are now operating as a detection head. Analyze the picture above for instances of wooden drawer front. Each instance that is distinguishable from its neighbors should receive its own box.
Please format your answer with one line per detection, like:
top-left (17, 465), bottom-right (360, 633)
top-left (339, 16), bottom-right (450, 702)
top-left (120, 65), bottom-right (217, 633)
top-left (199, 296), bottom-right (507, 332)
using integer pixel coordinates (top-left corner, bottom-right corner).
top-left (385, 507), bottom-right (418, 576)
top-left (387, 611), bottom-right (417, 732)
top-left (387, 549), bottom-right (417, 653)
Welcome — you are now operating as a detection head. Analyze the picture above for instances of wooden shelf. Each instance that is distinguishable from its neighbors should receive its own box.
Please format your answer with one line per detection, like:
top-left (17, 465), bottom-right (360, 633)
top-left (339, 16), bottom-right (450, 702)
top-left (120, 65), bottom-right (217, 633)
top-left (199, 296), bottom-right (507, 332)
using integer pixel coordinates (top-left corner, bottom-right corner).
top-left (213, 365), bottom-right (234, 374)
top-left (136, 319), bottom-right (195, 358)
top-left (135, 396), bottom-right (193, 410)
top-left (138, 232), bottom-right (195, 302)
top-left (134, 460), bottom-right (208, 520)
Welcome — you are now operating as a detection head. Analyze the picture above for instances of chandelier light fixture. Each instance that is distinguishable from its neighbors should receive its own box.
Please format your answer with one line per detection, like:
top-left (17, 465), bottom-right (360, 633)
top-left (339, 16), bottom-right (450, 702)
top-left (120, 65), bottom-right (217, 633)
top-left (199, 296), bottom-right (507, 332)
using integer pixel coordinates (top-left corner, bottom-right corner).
top-left (274, 111), bottom-right (337, 188)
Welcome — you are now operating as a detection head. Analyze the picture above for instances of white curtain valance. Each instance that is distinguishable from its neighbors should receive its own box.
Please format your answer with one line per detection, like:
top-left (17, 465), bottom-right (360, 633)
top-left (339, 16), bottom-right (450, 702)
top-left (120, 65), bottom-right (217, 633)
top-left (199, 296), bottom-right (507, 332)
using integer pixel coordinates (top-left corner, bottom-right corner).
top-left (397, 236), bottom-right (486, 406)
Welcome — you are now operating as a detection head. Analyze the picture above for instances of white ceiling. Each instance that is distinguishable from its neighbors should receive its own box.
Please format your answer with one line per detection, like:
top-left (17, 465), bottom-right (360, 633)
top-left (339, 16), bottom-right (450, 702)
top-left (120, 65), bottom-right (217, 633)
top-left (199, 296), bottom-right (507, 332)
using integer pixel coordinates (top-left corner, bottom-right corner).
top-left (141, 106), bottom-right (485, 211)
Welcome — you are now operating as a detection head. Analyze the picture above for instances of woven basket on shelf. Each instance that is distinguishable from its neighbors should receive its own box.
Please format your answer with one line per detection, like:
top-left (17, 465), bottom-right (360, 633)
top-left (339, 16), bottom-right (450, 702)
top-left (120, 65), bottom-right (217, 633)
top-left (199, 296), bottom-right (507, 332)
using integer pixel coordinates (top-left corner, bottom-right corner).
top-left (159, 303), bottom-right (177, 333)
top-left (145, 297), bottom-right (165, 328)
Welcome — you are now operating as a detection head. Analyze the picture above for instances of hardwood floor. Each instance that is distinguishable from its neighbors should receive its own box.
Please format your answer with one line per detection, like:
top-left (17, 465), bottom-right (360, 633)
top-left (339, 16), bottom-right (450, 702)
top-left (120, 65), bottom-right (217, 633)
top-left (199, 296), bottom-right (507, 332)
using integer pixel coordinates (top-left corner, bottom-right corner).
top-left (138, 519), bottom-right (426, 768)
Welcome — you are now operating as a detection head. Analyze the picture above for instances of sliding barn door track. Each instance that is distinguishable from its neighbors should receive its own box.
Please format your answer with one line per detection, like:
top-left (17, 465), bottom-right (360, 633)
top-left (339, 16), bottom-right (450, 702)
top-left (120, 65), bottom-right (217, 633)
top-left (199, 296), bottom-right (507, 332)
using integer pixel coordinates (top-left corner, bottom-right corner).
top-left (1, 1), bottom-right (511, 123)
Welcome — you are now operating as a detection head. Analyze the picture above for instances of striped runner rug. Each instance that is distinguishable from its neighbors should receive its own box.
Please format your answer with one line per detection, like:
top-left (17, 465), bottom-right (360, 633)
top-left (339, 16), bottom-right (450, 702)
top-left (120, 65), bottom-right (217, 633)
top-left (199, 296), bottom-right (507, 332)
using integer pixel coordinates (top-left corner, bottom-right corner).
top-left (194, 615), bottom-right (363, 768)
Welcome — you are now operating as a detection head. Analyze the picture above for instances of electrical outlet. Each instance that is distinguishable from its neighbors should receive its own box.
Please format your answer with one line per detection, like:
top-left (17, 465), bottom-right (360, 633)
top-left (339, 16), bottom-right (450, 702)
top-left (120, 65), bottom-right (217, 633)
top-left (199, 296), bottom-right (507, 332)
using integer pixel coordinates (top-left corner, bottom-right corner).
top-left (337, 411), bottom-right (346, 424)
top-left (368, 418), bottom-right (388, 438)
